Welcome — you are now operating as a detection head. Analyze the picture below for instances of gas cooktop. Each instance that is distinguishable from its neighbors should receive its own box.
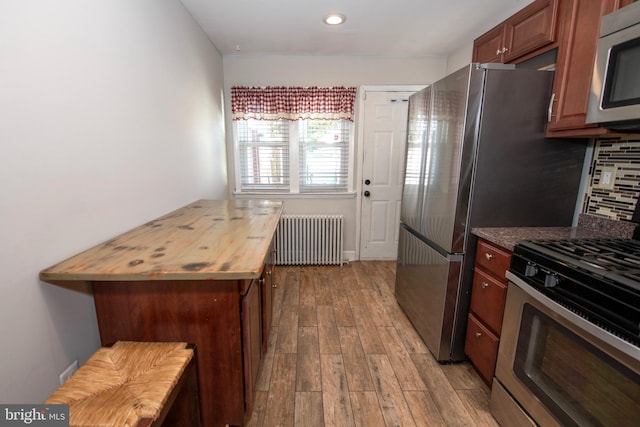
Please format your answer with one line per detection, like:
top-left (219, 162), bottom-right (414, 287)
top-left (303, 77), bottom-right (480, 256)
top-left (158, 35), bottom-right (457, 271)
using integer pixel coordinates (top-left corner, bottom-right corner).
top-left (510, 238), bottom-right (640, 346)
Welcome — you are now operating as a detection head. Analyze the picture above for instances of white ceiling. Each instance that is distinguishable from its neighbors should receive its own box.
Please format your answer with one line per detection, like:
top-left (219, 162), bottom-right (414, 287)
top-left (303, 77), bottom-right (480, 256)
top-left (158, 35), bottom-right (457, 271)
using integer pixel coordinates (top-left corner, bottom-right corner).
top-left (180, 0), bottom-right (533, 57)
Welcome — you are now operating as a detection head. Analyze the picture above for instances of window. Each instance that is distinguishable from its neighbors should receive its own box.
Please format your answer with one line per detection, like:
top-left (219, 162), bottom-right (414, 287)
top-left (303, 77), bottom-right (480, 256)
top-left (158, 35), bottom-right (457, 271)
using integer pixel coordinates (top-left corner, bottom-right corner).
top-left (231, 86), bottom-right (357, 194)
top-left (235, 119), bottom-right (352, 193)
top-left (236, 119), bottom-right (290, 191)
top-left (299, 119), bottom-right (349, 192)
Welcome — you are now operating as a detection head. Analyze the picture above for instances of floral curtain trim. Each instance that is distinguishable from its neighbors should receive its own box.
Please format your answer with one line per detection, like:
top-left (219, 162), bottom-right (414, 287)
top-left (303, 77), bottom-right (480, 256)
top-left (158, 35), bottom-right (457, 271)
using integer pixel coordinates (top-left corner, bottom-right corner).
top-left (231, 86), bottom-right (358, 121)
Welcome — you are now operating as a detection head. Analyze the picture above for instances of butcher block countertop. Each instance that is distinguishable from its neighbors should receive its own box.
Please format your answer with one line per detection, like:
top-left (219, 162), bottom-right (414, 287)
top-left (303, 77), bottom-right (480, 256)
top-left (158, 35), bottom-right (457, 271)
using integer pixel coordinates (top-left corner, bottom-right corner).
top-left (39, 199), bottom-right (283, 282)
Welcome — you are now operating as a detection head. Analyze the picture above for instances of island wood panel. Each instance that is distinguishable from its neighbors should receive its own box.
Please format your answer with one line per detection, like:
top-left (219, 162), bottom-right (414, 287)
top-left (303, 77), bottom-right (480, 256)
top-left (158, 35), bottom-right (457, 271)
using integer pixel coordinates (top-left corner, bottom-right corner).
top-left (243, 279), bottom-right (263, 419)
top-left (261, 242), bottom-right (275, 353)
top-left (92, 279), bottom-right (245, 427)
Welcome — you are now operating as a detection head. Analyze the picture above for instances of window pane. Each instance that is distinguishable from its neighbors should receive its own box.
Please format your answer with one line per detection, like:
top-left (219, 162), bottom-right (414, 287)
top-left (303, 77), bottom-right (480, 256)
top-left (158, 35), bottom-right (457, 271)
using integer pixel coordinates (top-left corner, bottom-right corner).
top-left (299, 120), bottom-right (350, 192)
top-left (237, 119), bottom-right (289, 191)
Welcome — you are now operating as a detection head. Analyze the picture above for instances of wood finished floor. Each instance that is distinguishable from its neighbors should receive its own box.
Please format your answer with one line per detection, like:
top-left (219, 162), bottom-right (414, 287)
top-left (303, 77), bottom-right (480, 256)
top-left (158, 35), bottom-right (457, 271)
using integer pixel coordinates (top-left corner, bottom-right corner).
top-left (247, 261), bottom-right (499, 427)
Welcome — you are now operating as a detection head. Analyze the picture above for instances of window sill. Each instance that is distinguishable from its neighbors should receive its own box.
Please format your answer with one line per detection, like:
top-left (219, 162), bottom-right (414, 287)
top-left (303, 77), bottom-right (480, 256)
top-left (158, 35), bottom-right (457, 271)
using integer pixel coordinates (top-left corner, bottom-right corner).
top-left (233, 192), bottom-right (357, 200)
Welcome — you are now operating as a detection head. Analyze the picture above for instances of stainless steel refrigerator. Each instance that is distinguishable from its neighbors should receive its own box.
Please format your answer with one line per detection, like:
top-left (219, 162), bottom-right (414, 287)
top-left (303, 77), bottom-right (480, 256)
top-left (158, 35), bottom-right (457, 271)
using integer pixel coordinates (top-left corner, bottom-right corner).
top-left (395, 63), bottom-right (587, 362)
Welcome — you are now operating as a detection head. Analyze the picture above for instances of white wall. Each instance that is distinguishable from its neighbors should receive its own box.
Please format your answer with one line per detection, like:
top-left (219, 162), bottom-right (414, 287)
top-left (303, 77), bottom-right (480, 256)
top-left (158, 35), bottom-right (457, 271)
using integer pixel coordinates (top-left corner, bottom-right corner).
top-left (223, 55), bottom-right (447, 256)
top-left (446, 44), bottom-right (473, 75)
top-left (0, 0), bottom-right (227, 403)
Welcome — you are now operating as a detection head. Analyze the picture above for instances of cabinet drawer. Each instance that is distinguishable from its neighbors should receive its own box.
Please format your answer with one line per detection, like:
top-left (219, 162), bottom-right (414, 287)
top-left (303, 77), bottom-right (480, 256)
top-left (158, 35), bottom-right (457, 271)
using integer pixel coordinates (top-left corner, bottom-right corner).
top-left (475, 239), bottom-right (512, 280)
top-left (465, 313), bottom-right (499, 386)
top-left (470, 268), bottom-right (508, 335)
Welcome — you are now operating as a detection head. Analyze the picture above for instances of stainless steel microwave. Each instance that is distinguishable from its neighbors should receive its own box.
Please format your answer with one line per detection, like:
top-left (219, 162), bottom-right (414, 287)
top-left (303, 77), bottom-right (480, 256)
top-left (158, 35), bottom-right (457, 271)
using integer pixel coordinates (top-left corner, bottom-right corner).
top-left (586, 1), bottom-right (640, 131)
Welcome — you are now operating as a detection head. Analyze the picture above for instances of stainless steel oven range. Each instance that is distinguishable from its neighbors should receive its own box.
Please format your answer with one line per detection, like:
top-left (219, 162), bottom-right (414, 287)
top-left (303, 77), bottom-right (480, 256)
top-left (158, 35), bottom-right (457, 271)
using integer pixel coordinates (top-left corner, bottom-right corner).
top-left (491, 238), bottom-right (640, 427)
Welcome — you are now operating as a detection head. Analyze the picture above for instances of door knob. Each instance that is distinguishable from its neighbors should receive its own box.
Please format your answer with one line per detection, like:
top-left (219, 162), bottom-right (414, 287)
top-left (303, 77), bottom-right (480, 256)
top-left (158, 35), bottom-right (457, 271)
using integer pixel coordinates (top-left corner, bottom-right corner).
top-left (364, 179), bottom-right (371, 185)
top-left (364, 191), bottom-right (371, 197)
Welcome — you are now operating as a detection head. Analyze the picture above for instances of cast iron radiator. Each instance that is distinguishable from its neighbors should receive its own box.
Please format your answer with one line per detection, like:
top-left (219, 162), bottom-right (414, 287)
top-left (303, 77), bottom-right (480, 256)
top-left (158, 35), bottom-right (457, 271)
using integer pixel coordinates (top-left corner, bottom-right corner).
top-left (274, 215), bottom-right (344, 265)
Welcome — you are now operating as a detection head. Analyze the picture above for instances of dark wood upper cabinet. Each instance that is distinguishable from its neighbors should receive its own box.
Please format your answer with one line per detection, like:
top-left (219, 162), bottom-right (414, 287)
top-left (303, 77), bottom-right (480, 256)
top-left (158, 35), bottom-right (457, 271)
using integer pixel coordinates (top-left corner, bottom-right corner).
top-left (474, 0), bottom-right (637, 138)
top-left (546, 0), bottom-right (636, 137)
top-left (473, 0), bottom-right (559, 64)
top-left (473, 26), bottom-right (505, 64)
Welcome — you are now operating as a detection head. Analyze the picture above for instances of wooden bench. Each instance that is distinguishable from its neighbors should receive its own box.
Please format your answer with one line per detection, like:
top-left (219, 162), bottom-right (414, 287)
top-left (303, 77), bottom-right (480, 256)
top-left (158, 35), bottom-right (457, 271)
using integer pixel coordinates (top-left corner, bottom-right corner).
top-left (45, 341), bottom-right (201, 426)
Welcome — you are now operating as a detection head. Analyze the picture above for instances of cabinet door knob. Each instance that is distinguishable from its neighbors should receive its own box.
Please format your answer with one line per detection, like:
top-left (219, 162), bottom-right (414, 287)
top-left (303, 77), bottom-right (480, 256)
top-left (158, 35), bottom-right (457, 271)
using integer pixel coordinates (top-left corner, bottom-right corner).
top-left (485, 253), bottom-right (493, 261)
top-left (259, 278), bottom-right (265, 285)
top-left (475, 332), bottom-right (482, 338)
top-left (496, 49), bottom-right (502, 55)
top-left (481, 282), bottom-right (489, 289)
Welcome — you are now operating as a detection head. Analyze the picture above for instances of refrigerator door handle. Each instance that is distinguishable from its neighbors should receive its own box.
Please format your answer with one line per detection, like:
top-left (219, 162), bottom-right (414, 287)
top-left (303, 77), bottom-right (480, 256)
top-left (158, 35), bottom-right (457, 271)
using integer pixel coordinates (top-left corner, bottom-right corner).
top-left (403, 223), bottom-right (464, 261)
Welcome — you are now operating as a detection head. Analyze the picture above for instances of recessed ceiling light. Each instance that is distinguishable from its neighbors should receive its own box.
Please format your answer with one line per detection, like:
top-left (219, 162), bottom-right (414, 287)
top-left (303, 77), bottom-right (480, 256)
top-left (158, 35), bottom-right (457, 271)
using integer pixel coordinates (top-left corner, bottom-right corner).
top-left (323, 13), bottom-right (346, 25)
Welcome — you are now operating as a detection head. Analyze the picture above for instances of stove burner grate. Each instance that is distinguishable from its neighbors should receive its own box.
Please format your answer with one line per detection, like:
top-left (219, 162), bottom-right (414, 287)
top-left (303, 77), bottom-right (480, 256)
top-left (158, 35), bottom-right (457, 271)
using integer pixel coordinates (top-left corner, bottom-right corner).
top-left (511, 238), bottom-right (640, 347)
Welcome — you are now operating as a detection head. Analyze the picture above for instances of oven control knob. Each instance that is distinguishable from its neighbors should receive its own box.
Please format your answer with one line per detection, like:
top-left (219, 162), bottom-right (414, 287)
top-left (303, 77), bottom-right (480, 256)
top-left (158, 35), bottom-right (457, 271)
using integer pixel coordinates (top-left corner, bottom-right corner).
top-left (524, 263), bottom-right (538, 277)
top-left (544, 273), bottom-right (560, 288)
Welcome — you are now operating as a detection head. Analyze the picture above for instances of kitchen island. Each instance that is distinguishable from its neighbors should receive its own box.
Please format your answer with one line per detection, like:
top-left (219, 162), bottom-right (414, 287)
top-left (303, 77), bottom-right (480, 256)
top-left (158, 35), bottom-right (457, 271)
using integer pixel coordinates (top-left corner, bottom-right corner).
top-left (40, 199), bottom-right (284, 427)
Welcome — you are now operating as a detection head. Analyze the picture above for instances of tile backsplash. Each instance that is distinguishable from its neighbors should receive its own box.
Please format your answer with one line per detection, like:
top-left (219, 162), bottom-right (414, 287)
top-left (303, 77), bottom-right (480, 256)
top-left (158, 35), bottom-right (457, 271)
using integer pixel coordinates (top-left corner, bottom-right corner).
top-left (583, 137), bottom-right (640, 221)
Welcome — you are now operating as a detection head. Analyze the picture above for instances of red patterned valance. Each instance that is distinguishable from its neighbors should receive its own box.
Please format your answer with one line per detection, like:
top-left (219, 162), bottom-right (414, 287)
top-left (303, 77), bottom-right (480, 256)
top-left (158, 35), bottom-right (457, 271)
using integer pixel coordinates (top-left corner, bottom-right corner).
top-left (231, 86), bottom-right (357, 121)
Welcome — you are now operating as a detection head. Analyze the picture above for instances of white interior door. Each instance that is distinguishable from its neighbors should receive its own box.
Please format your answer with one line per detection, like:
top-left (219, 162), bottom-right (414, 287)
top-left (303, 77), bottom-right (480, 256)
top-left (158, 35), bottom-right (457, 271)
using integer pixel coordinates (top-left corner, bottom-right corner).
top-left (359, 91), bottom-right (414, 260)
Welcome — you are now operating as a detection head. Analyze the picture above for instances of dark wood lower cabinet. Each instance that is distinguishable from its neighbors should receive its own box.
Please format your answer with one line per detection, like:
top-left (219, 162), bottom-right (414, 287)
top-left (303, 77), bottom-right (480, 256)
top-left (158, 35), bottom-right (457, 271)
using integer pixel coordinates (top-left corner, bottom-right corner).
top-left (93, 277), bottom-right (265, 427)
top-left (465, 239), bottom-right (512, 387)
top-left (465, 313), bottom-right (500, 385)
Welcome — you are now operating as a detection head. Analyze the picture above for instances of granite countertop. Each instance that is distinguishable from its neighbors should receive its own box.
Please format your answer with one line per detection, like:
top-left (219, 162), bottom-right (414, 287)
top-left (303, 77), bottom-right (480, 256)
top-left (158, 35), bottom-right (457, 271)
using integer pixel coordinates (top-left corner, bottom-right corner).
top-left (472, 214), bottom-right (638, 251)
top-left (39, 199), bottom-right (283, 282)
